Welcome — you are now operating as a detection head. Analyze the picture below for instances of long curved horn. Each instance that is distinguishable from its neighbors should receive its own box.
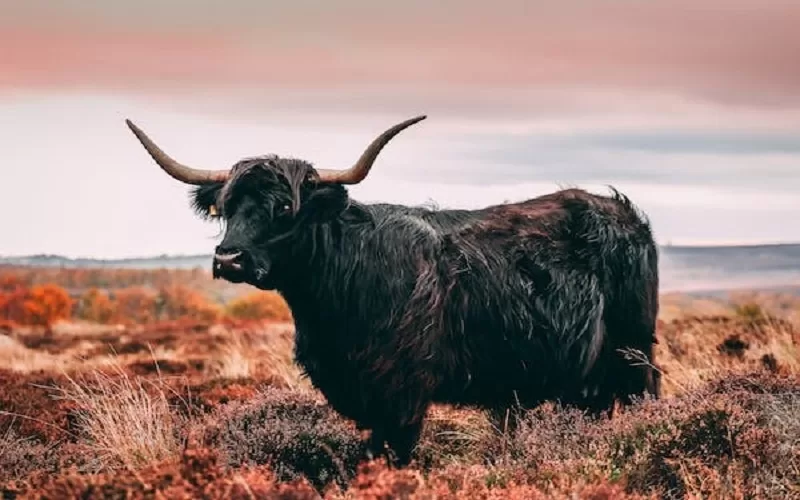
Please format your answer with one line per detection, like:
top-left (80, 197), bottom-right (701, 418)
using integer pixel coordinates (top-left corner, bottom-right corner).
top-left (315, 115), bottom-right (427, 184)
top-left (125, 119), bottom-right (231, 185)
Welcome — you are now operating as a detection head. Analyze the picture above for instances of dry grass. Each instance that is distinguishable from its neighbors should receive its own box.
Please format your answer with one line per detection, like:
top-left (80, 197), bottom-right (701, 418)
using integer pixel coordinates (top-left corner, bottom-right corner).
top-left (657, 293), bottom-right (733, 322)
top-left (204, 322), bottom-right (308, 390)
top-left (654, 313), bottom-right (799, 396)
top-left (206, 333), bottom-right (255, 380)
top-left (0, 335), bottom-right (66, 373)
top-left (416, 404), bottom-right (500, 469)
top-left (48, 358), bottom-right (185, 471)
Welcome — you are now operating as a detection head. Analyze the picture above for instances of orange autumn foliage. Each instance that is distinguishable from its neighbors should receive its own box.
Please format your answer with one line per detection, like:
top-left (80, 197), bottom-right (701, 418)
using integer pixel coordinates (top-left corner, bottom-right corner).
top-left (76, 288), bottom-right (115, 324)
top-left (0, 283), bottom-right (73, 326)
top-left (0, 274), bottom-right (24, 292)
top-left (23, 285), bottom-right (73, 326)
top-left (0, 269), bottom-right (292, 325)
top-left (111, 287), bottom-right (157, 325)
top-left (156, 285), bottom-right (221, 322)
top-left (76, 286), bottom-right (221, 325)
top-left (0, 288), bottom-right (25, 324)
top-left (224, 291), bottom-right (292, 322)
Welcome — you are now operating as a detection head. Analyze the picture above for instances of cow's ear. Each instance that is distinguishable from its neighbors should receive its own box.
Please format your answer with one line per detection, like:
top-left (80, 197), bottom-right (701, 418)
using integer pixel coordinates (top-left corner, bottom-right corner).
top-left (296, 184), bottom-right (349, 224)
top-left (190, 184), bottom-right (224, 220)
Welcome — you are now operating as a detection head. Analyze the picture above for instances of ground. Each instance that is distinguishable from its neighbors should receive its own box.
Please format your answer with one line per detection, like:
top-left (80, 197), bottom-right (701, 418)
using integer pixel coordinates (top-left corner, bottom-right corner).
top-left (1, 266), bottom-right (799, 499)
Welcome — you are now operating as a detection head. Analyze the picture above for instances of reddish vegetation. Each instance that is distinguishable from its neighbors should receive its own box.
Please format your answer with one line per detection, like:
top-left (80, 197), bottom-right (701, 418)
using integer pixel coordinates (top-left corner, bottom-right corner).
top-left (6, 447), bottom-right (640, 499)
top-left (4, 266), bottom-right (220, 292)
top-left (0, 268), bottom-right (291, 326)
top-left (173, 378), bottom-right (266, 416)
top-left (1, 266), bottom-right (799, 498)
top-left (0, 276), bottom-right (73, 327)
top-left (4, 371), bottom-right (798, 498)
top-left (226, 291), bottom-right (294, 322)
top-left (0, 370), bottom-right (76, 442)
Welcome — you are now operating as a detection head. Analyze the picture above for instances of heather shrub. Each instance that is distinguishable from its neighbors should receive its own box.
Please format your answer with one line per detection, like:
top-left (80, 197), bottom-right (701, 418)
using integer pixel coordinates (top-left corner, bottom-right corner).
top-left (169, 378), bottom-right (264, 416)
top-left (0, 429), bottom-right (95, 489)
top-left (8, 446), bottom-right (320, 499)
top-left (204, 387), bottom-right (366, 490)
top-left (0, 369), bottom-right (76, 442)
top-left (508, 403), bottom-right (617, 492)
top-left (324, 459), bottom-right (647, 499)
top-left (7, 370), bottom-right (798, 498)
top-left (0, 428), bottom-right (56, 484)
top-left (17, 446), bottom-right (645, 499)
top-left (496, 370), bottom-right (800, 499)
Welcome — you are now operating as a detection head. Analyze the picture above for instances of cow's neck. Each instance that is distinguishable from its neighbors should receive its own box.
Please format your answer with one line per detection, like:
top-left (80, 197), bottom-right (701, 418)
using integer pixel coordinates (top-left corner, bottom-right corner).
top-left (275, 216), bottom-right (369, 331)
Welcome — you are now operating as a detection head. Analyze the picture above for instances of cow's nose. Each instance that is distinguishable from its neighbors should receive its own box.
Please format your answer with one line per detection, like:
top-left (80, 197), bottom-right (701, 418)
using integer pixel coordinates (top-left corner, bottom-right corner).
top-left (213, 248), bottom-right (245, 273)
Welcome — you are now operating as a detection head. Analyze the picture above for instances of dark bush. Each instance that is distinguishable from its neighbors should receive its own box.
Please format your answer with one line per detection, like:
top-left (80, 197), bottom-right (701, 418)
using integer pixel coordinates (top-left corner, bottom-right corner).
top-left (203, 387), bottom-right (366, 490)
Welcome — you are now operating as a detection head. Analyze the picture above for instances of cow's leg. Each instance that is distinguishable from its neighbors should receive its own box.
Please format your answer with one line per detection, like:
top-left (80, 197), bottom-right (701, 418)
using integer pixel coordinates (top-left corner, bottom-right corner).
top-left (356, 387), bottom-right (426, 466)
top-left (615, 352), bottom-right (659, 406)
top-left (364, 427), bottom-right (386, 461)
top-left (365, 366), bottom-right (435, 467)
top-left (576, 384), bottom-right (617, 420)
top-left (556, 373), bottom-right (615, 420)
top-left (525, 269), bottom-right (617, 417)
top-left (384, 419), bottom-right (424, 467)
top-left (603, 233), bottom-right (661, 409)
top-left (603, 311), bottom-right (660, 411)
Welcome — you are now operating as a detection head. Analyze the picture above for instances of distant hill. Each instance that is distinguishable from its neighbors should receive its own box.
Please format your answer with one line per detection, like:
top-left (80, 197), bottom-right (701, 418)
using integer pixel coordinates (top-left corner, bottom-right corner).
top-left (658, 243), bottom-right (800, 293)
top-left (2, 243), bottom-right (800, 294)
top-left (0, 253), bottom-right (213, 270)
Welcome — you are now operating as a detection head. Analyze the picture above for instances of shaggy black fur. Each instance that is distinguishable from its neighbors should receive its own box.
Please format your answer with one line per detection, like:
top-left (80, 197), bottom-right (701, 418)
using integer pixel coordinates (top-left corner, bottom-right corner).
top-left (190, 154), bottom-right (661, 466)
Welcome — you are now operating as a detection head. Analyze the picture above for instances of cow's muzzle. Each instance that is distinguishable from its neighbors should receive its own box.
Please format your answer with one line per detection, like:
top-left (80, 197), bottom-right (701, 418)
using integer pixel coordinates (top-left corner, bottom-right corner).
top-left (213, 246), bottom-right (249, 282)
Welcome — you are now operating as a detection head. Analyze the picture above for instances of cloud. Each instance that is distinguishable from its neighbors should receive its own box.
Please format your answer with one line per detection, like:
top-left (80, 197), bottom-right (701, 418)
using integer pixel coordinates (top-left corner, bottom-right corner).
top-left (558, 131), bottom-right (800, 155)
top-left (1, 92), bottom-right (799, 259)
top-left (402, 129), bottom-right (800, 191)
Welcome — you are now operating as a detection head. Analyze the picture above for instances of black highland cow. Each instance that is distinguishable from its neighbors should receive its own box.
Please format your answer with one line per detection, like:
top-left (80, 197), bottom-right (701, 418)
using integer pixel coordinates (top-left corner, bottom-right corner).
top-left (125, 115), bottom-right (661, 466)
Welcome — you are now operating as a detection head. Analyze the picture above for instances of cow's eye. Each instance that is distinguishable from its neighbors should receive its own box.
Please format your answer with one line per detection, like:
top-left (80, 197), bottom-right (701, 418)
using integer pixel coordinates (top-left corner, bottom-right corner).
top-left (274, 203), bottom-right (291, 217)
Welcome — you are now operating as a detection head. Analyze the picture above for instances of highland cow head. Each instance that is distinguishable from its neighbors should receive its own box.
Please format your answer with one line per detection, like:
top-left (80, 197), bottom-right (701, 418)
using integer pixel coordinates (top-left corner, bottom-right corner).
top-left (125, 116), bottom-right (425, 289)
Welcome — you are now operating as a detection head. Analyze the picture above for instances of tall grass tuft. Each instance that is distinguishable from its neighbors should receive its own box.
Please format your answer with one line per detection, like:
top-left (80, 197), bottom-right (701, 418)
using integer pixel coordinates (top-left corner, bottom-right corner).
top-left (51, 357), bottom-right (184, 471)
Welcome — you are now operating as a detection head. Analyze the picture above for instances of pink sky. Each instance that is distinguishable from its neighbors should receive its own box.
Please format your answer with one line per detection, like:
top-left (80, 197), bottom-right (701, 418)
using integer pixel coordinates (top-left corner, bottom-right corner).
top-left (2, 1), bottom-right (799, 102)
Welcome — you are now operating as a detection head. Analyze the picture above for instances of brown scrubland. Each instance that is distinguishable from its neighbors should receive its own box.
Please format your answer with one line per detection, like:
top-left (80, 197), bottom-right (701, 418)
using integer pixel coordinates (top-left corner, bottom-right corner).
top-left (0, 265), bottom-right (798, 499)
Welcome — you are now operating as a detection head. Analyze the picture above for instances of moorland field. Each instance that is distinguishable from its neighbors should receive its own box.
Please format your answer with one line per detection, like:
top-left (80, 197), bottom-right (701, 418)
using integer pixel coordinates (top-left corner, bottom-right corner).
top-left (0, 257), bottom-right (799, 499)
